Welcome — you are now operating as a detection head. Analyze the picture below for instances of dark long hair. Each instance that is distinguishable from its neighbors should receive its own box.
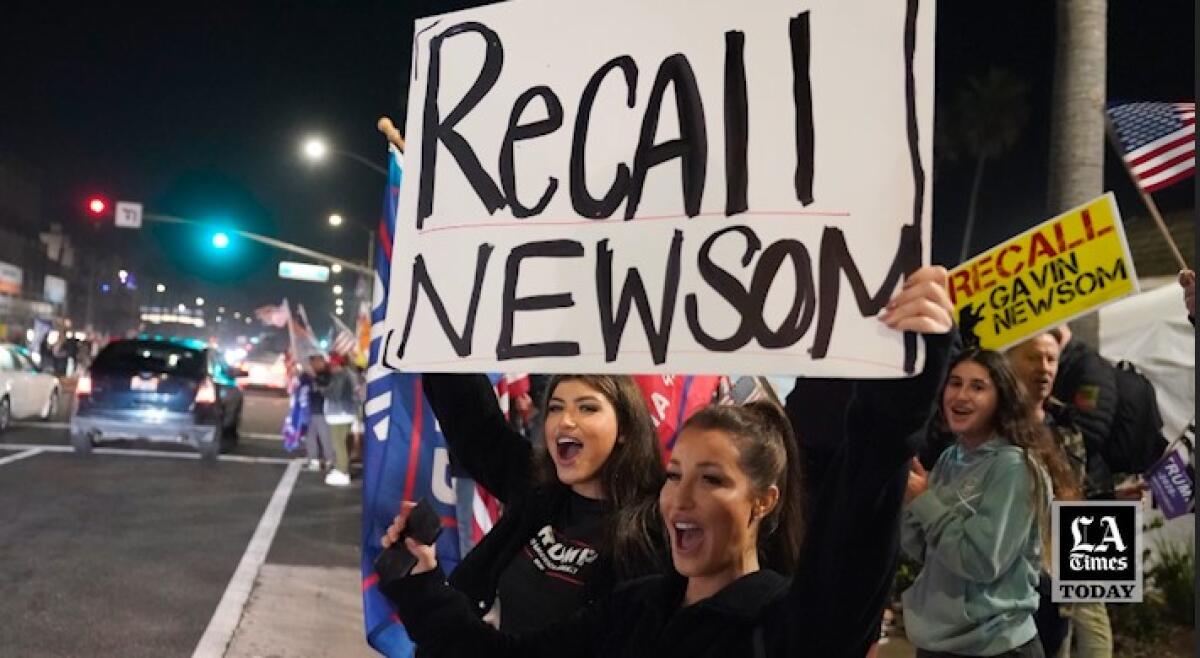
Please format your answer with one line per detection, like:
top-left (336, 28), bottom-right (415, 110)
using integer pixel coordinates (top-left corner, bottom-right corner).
top-left (680, 401), bottom-right (805, 575)
top-left (932, 349), bottom-right (1076, 567)
top-left (536, 375), bottom-right (665, 578)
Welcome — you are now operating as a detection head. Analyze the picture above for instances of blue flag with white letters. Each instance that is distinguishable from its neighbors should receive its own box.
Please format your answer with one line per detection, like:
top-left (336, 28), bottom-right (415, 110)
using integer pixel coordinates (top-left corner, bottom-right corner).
top-left (361, 147), bottom-right (464, 657)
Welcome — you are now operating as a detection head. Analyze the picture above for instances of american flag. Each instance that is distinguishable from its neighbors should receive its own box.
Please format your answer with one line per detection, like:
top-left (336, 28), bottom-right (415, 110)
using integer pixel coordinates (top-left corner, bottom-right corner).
top-left (1107, 101), bottom-right (1195, 193)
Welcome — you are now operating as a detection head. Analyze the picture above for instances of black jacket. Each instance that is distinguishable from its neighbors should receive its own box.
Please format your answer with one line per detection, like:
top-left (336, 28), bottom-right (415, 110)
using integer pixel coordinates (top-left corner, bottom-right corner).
top-left (387, 333), bottom-right (952, 658)
top-left (1052, 339), bottom-right (1117, 496)
top-left (421, 374), bottom-right (661, 617)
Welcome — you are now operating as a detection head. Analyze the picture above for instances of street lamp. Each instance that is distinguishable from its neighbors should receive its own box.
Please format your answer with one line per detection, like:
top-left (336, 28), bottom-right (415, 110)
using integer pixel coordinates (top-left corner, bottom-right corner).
top-left (299, 135), bottom-right (387, 177)
top-left (331, 263), bottom-right (342, 274)
top-left (332, 284), bottom-right (343, 295)
top-left (156, 283), bottom-right (166, 293)
top-left (326, 213), bottom-right (376, 273)
top-left (335, 298), bottom-right (344, 307)
top-left (195, 297), bottom-right (205, 307)
top-left (302, 137), bottom-right (328, 161)
top-left (335, 307), bottom-right (344, 316)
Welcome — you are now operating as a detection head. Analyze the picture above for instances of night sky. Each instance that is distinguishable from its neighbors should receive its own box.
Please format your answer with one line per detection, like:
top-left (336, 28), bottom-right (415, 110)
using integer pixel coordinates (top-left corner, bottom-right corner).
top-left (0, 1), bottom-right (1193, 339)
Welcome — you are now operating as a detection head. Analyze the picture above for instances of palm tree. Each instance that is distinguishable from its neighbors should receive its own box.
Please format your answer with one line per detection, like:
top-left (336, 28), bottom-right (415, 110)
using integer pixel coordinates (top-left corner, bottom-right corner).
top-left (1048, 0), bottom-right (1107, 345)
top-left (945, 68), bottom-right (1031, 263)
top-left (1047, 0), bottom-right (1107, 215)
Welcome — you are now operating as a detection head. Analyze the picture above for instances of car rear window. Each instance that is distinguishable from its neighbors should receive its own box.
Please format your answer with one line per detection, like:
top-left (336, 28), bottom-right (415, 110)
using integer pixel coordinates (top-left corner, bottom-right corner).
top-left (92, 341), bottom-right (206, 378)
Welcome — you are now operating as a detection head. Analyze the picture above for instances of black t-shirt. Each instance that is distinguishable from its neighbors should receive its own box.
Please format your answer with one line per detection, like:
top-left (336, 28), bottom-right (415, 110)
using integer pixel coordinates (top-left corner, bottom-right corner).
top-left (494, 491), bottom-right (605, 633)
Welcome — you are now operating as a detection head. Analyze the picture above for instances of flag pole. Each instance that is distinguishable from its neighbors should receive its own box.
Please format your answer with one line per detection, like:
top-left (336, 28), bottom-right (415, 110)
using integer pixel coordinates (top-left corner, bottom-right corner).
top-left (1103, 115), bottom-right (1189, 271)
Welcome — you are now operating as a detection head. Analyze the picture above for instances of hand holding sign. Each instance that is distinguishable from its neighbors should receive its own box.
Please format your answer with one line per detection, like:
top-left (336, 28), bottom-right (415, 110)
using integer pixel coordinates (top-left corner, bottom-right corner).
top-left (1179, 269), bottom-right (1195, 318)
top-left (879, 266), bottom-right (953, 335)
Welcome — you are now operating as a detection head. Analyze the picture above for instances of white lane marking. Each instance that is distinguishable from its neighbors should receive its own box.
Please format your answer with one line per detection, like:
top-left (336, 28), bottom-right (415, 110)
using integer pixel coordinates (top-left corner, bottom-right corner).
top-left (192, 460), bottom-right (302, 658)
top-left (0, 443), bottom-right (296, 466)
top-left (12, 422), bottom-right (287, 445)
top-left (12, 421), bottom-right (69, 429)
top-left (0, 448), bottom-right (43, 466)
top-left (240, 432), bottom-right (283, 442)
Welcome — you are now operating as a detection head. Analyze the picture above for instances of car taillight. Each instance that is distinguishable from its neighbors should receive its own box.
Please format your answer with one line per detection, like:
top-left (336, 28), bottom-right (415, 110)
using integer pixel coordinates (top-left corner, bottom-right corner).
top-left (76, 375), bottom-right (92, 396)
top-left (195, 379), bottom-right (218, 404)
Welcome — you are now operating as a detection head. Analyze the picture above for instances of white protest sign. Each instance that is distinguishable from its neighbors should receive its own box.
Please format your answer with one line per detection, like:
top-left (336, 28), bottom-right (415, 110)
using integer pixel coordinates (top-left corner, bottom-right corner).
top-left (383, 0), bottom-right (934, 376)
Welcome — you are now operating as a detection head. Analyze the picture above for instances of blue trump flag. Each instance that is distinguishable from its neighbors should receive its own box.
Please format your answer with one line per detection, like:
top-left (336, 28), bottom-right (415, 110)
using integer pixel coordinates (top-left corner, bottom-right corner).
top-left (361, 147), bottom-right (464, 656)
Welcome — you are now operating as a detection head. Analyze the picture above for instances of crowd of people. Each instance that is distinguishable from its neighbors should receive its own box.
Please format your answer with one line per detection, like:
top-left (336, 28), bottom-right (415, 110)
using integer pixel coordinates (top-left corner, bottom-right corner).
top-left (358, 267), bottom-right (1192, 657)
top-left (285, 350), bottom-right (366, 487)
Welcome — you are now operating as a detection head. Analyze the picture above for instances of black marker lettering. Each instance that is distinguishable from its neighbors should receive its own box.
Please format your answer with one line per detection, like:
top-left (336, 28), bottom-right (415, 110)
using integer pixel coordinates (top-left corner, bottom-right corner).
top-left (397, 243), bottom-right (494, 358)
top-left (626, 54), bottom-right (707, 220)
top-left (724, 30), bottom-right (749, 216)
top-left (570, 56), bottom-right (638, 219)
top-left (500, 85), bottom-right (564, 218)
top-left (497, 240), bottom-right (584, 359)
top-left (418, 22), bottom-right (506, 228)
top-left (596, 230), bottom-right (684, 364)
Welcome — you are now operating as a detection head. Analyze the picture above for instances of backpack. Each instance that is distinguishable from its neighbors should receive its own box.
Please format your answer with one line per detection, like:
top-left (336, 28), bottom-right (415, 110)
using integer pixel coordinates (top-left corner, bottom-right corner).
top-left (1104, 360), bottom-right (1168, 474)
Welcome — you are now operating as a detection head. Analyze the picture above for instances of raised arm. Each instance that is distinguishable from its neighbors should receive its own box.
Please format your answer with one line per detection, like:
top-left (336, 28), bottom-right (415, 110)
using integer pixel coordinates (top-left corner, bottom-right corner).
top-left (787, 266), bottom-right (955, 657)
top-left (422, 374), bottom-right (532, 503)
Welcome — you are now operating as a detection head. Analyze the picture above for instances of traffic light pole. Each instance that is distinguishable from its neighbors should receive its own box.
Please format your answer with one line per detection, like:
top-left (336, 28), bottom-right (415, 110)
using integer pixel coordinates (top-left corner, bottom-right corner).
top-left (142, 212), bottom-right (372, 276)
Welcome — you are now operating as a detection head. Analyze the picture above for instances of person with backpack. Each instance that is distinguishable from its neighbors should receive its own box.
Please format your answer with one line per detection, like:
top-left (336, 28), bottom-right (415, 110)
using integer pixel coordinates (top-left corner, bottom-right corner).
top-left (1008, 332), bottom-right (1111, 658)
top-left (1050, 325), bottom-right (1117, 498)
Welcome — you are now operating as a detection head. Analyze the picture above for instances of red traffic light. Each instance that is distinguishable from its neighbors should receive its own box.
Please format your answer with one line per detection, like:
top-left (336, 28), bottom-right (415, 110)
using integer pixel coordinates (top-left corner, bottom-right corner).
top-left (86, 196), bottom-right (108, 216)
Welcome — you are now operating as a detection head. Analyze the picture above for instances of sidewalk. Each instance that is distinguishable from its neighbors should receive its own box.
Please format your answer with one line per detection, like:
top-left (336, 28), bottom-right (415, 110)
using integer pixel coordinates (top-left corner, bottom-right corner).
top-left (223, 469), bottom-right (378, 658)
top-left (226, 564), bottom-right (377, 658)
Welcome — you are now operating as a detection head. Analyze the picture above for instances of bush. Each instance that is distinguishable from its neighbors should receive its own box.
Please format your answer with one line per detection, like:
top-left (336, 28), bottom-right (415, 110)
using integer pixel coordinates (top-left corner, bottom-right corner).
top-left (1148, 538), bottom-right (1195, 627)
top-left (1109, 594), bottom-right (1169, 644)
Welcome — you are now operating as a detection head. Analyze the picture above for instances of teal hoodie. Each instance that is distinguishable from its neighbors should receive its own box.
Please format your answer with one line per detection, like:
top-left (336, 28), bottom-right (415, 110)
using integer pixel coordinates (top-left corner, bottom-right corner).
top-left (901, 438), bottom-right (1046, 656)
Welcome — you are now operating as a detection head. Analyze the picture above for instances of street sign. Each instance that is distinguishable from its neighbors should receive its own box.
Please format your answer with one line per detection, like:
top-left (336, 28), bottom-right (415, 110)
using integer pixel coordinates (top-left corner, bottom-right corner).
top-left (278, 261), bottom-right (330, 283)
top-left (115, 201), bottom-right (143, 228)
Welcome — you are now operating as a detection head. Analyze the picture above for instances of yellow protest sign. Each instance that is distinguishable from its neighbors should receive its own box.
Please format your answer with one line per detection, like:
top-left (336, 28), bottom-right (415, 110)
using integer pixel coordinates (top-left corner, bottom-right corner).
top-left (949, 193), bottom-right (1139, 351)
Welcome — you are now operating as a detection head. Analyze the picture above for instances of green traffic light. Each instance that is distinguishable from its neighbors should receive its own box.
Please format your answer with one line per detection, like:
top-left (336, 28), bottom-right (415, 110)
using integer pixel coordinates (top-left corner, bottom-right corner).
top-left (211, 232), bottom-right (230, 249)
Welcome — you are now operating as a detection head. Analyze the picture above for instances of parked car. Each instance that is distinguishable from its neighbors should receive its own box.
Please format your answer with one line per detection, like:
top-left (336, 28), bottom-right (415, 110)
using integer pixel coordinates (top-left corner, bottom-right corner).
top-left (0, 343), bottom-right (61, 432)
top-left (70, 336), bottom-right (246, 460)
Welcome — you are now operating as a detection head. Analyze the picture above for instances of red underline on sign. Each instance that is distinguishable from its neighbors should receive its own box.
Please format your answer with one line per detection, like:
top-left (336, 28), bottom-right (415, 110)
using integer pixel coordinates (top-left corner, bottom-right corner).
top-left (417, 209), bottom-right (852, 235)
top-left (390, 350), bottom-right (907, 374)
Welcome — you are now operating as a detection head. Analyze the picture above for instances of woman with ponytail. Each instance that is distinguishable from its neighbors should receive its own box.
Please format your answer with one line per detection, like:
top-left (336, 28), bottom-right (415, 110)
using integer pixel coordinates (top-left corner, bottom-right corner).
top-left (379, 266), bottom-right (956, 658)
top-left (901, 349), bottom-right (1071, 658)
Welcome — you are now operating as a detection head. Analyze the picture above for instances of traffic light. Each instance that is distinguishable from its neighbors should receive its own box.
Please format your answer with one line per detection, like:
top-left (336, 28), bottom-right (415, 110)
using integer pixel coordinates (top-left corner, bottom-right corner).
top-left (85, 195), bottom-right (110, 220)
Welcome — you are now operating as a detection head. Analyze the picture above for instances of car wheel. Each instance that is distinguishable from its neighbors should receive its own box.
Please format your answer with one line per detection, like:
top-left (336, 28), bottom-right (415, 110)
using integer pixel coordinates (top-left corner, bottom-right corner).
top-left (40, 388), bottom-right (59, 420)
top-left (71, 430), bottom-right (94, 455)
top-left (0, 397), bottom-right (10, 433)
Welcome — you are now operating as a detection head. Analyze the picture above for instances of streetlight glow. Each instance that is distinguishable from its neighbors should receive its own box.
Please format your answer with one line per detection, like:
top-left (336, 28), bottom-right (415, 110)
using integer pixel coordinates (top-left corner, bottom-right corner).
top-left (233, 312), bottom-right (241, 319)
top-left (335, 307), bottom-right (344, 316)
top-left (177, 303), bottom-right (187, 312)
top-left (331, 263), bottom-right (342, 274)
top-left (117, 269), bottom-right (129, 283)
top-left (328, 213), bottom-right (343, 227)
top-left (332, 284), bottom-right (343, 295)
top-left (195, 297), bottom-right (205, 306)
top-left (156, 283), bottom-right (166, 293)
top-left (211, 232), bottom-right (230, 249)
top-left (335, 298), bottom-right (344, 306)
top-left (302, 138), bottom-right (328, 161)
